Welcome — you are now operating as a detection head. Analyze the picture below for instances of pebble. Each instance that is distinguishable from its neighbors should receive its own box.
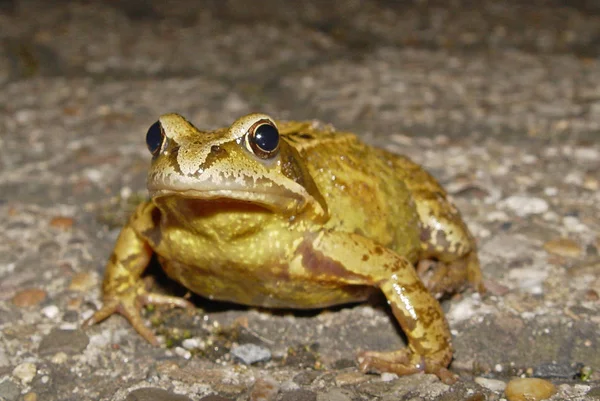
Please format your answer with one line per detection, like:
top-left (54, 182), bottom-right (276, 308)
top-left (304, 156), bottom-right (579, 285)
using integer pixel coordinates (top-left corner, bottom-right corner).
top-left (126, 388), bottom-right (194, 401)
top-left (23, 393), bottom-right (38, 401)
top-left (334, 372), bottom-right (370, 386)
top-left (68, 272), bottom-right (96, 292)
top-left (277, 389), bottom-right (317, 401)
top-left (230, 343), bottom-right (271, 365)
top-left (0, 379), bottom-right (21, 401)
top-left (500, 195), bottom-right (549, 216)
top-left (49, 216), bottom-right (74, 230)
top-left (543, 238), bottom-right (582, 258)
top-left (475, 377), bottom-right (506, 392)
top-left (505, 378), bottom-right (556, 401)
top-left (12, 288), bottom-right (47, 307)
top-left (41, 305), bottom-right (60, 319)
top-left (12, 362), bottom-right (37, 384)
top-left (317, 388), bottom-right (352, 401)
top-left (181, 337), bottom-right (201, 350)
top-left (249, 377), bottom-right (279, 401)
top-left (38, 328), bottom-right (89, 355)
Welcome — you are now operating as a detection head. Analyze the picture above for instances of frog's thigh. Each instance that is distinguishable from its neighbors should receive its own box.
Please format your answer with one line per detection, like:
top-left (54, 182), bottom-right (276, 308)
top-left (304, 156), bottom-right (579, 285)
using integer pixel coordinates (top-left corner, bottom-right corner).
top-left (296, 231), bottom-right (453, 379)
top-left (414, 192), bottom-right (484, 294)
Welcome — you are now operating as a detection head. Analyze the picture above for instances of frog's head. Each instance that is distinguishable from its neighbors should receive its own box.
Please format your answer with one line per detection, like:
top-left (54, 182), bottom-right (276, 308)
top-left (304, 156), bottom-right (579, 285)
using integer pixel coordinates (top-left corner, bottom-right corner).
top-left (146, 113), bottom-right (328, 220)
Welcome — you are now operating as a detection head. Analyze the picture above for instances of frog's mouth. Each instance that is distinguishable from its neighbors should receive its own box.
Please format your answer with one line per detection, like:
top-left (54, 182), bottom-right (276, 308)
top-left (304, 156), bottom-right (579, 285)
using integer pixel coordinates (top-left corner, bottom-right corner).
top-left (150, 188), bottom-right (306, 215)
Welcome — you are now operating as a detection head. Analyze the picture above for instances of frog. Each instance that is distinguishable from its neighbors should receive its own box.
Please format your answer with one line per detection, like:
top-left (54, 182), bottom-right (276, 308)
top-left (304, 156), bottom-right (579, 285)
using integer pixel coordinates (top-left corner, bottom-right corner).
top-left (85, 112), bottom-right (484, 383)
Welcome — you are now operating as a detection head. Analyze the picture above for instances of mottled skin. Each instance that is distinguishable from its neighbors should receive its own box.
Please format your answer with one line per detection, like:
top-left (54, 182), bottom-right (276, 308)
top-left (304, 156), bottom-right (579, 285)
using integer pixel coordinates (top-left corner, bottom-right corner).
top-left (85, 113), bottom-right (484, 383)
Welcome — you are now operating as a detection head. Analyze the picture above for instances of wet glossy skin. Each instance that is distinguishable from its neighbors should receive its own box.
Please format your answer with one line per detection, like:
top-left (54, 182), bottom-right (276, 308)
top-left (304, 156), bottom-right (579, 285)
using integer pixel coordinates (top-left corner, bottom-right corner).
top-left (85, 113), bottom-right (484, 383)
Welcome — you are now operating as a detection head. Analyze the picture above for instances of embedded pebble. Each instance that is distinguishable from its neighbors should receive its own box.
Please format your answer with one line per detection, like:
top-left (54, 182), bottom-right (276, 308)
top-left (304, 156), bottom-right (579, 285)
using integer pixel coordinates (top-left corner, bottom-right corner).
top-left (475, 377), bottom-right (506, 392)
top-left (277, 389), bottom-right (316, 401)
top-left (0, 379), bottom-right (21, 401)
top-left (23, 392), bottom-right (38, 401)
top-left (49, 216), bottom-right (74, 230)
top-left (181, 337), bottom-right (201, 350)
top-left (505, 378), bottom-right (556, 401)
top-left (380, 372), bottom-right (399, 382)
top-left (12, 288), bottom-right (47, 307)
top-left (41, 305), bottom-right (60, 319)
top-left (125, 388), bottom-right (194, 401)
top-left (68, 272), bottom-right (96, 292)
top-left (500, 195), bottom-right (549, 216)
top-left (230, 343), bottom-right (271, 365)
top-left (334, 372), bottom-right (370, 386)
top-left (317, 388), bottom-right (352, 401)
top-left (12, 362), bottom-right (37, 384)
top-left (543, 238), bottom-right (582, 258)
top-left (249, 377), bottom-right (279, 401)
top-left (38, 328), bottom-right (89, 355)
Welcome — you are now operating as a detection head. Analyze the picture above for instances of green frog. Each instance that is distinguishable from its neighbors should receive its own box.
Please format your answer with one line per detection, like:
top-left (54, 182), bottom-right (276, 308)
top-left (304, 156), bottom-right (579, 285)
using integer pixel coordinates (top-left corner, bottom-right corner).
top-left (85, 113), bottom-right (484, 383)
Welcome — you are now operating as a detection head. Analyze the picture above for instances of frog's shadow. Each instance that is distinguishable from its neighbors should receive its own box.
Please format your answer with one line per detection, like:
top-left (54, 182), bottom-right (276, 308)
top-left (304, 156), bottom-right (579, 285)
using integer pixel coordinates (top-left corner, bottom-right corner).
top-left (146, 256), bottom-right (410, 343)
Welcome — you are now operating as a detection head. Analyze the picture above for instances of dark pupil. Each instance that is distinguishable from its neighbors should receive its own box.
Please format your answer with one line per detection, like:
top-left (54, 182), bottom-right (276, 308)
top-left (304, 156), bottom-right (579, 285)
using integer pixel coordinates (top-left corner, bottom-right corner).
top-left (253, 124), bottom-right (279, 152)
top-left (146, 121), bottom-right (163, 155)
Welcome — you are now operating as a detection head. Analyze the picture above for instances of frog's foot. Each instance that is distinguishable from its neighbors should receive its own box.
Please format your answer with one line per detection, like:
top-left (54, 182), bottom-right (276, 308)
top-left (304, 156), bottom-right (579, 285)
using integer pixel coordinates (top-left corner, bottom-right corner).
top-left (83, 284), bottom-right (194, 346)
top-left (417, 251), bottom-right (485, 298)
top-left (358, 349), bottom-right (458, 384)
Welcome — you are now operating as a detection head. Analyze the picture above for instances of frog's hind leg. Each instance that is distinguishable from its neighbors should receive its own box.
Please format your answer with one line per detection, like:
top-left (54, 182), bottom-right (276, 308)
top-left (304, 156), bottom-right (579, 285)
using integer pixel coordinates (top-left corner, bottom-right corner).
top-left (296, 230), bottom-right (456, 383)
top-left (413, 190), bottom-right (485, 297)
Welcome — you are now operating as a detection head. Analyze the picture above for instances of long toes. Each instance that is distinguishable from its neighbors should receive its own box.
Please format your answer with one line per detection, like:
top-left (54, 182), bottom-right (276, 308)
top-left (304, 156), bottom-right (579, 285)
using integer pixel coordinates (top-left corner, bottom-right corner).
top-left (118, 302), bottom-right (160, 346)
top-left (83, 300), bottom-right (120, 326)
top-left (140, 293), bottom-right (195, 309)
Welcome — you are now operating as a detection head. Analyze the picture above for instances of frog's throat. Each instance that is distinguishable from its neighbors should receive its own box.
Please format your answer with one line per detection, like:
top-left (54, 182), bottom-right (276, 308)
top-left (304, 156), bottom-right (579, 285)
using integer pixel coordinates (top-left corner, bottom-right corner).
top-left (150, 188), bottom-right (309, 216)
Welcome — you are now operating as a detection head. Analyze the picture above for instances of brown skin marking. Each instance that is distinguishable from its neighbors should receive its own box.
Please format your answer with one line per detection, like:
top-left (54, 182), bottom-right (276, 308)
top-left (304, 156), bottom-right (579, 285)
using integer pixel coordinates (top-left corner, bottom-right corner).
top-left (362, 254), bottom-right (369, 261)
top-left (434, 230), bottom-right (451, 249)
top-left (141, 208), bottom-right (163, 247)
top-left (298, 238), bottom-right (371, 283)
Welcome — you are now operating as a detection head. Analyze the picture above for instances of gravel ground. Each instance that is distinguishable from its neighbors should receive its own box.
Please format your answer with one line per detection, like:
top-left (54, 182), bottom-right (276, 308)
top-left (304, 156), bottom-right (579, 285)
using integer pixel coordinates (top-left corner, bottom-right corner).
top-left (1, 1), bottom-right (599, 400)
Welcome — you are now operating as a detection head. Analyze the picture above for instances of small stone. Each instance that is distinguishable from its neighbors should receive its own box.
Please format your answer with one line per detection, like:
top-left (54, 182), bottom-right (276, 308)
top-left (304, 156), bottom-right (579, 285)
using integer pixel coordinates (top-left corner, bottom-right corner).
top-left (197, 396), bottom-right (233, 401)
top-left (230, 343), bottom-right (271, 365)
top-left (249, 377), bottom-right (279, 401)
top-left (475, 377), bottom-right (506, 392)
top-left (0, 379), bottom-right (21, 401)
top-left (181, 338), bottom-right (201, 350)
top-left (41, 305), bottom-right (60, 319)
top-left (50, 216), bottom-right (74, 230)
top-left (277, 389), bottom-right (316, 401)
top-left (12, 362), bottom-right (37, 384)
top-left (38, 328), bottom-right (89, 355)
top-left (23, 392), bottom-right (38, 401)
top-left (126, 388), bottom-right (194, 401)
top-left (68, 272), bottom-right (96, 292)
top-left (501, 195), bottom-right (549, 216)
top-left (317, 388), bottom-right (352, 401)
top-left (380, 372), bottom-right (398, 382)
top-left (505, 378), bottom-right (556, 401)
top-left (334, 372), bottom-right (370, 386)
top-left (543, 238), bottom-right (582, 258)
top-left (12, 288), bottom-right (47, 307)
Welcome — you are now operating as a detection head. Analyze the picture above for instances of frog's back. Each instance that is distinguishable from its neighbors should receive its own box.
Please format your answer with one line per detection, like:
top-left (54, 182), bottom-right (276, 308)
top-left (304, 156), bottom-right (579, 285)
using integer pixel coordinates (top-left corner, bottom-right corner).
top-left (279, 121), bottom-right (423, 260)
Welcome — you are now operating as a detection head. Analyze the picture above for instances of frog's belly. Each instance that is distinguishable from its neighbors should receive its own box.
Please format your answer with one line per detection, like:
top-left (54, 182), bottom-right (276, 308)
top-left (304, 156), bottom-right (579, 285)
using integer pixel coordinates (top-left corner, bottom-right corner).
top-left (161, 259), bottom-right (375, 309)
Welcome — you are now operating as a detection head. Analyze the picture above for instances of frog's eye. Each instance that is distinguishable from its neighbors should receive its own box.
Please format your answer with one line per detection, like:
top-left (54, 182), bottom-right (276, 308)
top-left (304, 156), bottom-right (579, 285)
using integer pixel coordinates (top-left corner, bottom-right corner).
top-left (246, 120), bottom-right (280, 159)
top-left (146, 121), bottom-right (164, 156)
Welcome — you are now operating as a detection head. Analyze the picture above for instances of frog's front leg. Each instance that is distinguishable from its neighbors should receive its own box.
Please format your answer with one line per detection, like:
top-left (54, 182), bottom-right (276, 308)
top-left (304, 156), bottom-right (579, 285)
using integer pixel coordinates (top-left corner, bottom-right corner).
top-left (84, 202), bottom-right (193, 345)
top-left (296, 230), bottom-right (455, 383)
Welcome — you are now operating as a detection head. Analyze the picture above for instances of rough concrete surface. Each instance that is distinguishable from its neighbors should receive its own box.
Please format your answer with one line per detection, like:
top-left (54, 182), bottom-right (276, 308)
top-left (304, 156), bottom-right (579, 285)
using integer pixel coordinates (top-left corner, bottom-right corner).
top-left (1, 0), bottom-right (599, 400)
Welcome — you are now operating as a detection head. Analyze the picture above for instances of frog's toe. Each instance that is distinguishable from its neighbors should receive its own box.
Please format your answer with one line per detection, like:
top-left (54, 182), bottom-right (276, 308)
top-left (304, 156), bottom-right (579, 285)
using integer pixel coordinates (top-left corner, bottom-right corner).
top-left (358, 349), bottom-right (457, 384)
top-left (83, 291), bottom-right (161, 346)
top-left (140, 292), bottom-right (195, 310)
